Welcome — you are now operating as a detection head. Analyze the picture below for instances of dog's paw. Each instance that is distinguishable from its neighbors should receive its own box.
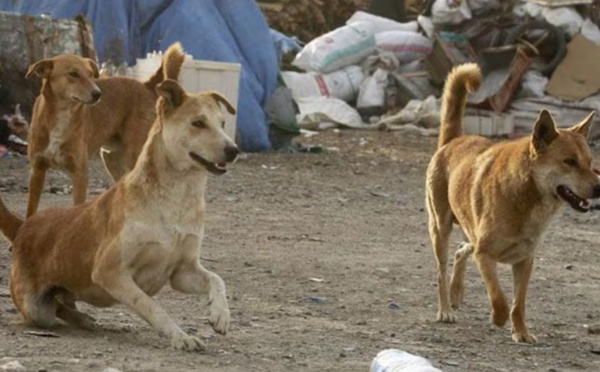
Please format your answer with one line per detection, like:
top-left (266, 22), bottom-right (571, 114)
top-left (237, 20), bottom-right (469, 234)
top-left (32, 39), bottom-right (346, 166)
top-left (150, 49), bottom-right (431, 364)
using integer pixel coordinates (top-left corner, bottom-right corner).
top-left (209, 297), bottom-right (230, 335)
top-left (491, 306), bottom-right (510, 327)
top-left (450, 285), bottom-right (464, 309)
top-left (437, 310), bottom-right (456, 323)
top-left (77, 315), bottom-right (97, 331)
top-left (171, 334), bottom-right (206, 351)
top-left (512, 331), bottom-right (537, 344)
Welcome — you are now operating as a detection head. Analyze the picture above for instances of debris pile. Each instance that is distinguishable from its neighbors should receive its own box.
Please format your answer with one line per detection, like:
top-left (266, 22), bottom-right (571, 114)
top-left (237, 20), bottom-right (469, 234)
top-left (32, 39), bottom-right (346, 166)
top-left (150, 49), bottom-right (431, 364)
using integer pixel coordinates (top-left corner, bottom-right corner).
top-left (265, 0), bottom-right (600, 140)
top-left (258, 0), bottom-right (372, 42)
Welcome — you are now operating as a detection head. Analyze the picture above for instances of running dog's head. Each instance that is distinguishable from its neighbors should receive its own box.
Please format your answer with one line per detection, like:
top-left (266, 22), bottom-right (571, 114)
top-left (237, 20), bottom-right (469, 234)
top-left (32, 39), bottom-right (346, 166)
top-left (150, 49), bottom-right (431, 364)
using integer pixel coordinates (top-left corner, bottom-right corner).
top-left (155, 79), bottom-right (239, 175)
top-left (26, 55), bottom-right (102, 105)
top-left (531, 109), bottom-right (600, 212)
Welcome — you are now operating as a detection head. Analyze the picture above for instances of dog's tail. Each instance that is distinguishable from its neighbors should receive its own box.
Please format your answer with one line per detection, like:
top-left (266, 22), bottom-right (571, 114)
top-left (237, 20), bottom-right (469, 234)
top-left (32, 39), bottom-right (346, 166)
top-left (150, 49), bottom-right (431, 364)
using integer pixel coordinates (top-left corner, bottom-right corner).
top-left (438, 63), bottom-right (482, 148)
top-left (144, 42), bottom-right (186, 91)
top-left (0, 194), bottom-right (23, 243)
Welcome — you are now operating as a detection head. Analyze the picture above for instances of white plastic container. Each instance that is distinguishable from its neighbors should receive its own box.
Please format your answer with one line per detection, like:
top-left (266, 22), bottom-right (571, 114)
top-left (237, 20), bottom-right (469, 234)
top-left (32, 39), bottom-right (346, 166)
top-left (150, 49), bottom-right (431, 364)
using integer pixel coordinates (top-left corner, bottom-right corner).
top-left (134, 53), bottom-right (241, 141)
top-left (370, 349), bottom-right (443, 372)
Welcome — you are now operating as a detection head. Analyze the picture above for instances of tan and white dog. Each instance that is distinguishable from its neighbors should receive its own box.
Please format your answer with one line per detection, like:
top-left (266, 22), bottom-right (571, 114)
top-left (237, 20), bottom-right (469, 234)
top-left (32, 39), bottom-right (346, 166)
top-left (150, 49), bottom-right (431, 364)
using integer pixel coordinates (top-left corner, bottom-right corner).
top-left (426, 63), bottom-right (600, 343)
top-left (0, 79), bottom-right (239, 351)
top-left (25, 43), bottom-right (185, 216)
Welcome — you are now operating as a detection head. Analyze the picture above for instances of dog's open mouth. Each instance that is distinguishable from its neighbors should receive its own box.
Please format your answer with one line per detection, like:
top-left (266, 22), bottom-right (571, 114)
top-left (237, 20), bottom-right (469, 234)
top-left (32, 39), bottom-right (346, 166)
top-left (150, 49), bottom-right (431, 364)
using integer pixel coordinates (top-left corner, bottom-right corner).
top-left (189, 152), bottom-right (227, 175)
top-left (557, 185), bottom-right (590, 213)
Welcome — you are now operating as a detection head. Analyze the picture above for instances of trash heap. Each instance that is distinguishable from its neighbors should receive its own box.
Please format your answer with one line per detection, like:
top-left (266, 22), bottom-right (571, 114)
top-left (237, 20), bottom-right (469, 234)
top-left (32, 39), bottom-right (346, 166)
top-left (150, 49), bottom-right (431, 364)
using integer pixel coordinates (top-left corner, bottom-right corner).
top-left (268, 1), bottom-right (600, 140)
top-left (258, 0), bottom-right (372, 42)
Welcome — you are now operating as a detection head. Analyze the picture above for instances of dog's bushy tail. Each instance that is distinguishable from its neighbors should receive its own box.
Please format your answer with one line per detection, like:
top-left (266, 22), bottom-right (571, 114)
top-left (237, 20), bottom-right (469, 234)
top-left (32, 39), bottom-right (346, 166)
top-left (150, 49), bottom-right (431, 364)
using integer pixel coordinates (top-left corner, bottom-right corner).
top-left (0, 195), bottom-right (23, 243)
top-left (438, 63), bottom-right (482, 148)
top-left (144, 42), bottom-right (186, 91)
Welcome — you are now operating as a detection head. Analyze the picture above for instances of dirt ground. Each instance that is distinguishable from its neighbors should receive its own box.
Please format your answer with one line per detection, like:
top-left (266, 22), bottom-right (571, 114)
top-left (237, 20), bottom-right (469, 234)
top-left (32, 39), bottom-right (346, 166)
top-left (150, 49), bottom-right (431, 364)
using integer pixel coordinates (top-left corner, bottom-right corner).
top-left (1, 130), bottom-right (600, 372)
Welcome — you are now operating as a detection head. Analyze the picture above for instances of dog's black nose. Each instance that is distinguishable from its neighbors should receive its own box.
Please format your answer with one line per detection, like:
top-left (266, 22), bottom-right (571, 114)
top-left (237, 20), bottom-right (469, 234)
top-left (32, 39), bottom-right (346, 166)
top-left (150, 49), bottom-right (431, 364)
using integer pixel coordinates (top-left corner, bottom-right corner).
top-left (91, 89), bottom-right (102, 102)
top-left (593, 184), bottom-right (600, 198)
top-left (224, 145), bottom-right (239, 162)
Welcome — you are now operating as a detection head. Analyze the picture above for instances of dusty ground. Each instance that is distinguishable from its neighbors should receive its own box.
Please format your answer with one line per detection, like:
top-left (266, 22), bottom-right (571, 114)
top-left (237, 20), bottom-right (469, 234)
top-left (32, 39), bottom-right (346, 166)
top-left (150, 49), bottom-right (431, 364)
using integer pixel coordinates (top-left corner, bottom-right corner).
top-left (1, 130), bottom-right (600, 372)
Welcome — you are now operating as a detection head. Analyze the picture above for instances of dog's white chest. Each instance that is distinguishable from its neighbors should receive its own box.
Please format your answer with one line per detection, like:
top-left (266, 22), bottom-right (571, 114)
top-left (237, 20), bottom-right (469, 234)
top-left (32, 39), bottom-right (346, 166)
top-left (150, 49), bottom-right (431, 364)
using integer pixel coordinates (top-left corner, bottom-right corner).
top-left (121, 189), bottom-right (205, 296)
top-left (127, 230), bottom-right (202, 295)
top-left (43, 113), bottom-right (71, 167)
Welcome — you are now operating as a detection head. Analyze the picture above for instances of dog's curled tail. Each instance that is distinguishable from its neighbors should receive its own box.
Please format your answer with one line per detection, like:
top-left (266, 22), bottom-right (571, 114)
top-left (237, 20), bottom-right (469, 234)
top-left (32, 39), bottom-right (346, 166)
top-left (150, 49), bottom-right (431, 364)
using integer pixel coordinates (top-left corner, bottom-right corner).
top-left (144, 42), bottom-right (186, 90)
top-left (438, 63), bottom-right (482, 148)
top-left (0, 195), bottom-right (23, 243)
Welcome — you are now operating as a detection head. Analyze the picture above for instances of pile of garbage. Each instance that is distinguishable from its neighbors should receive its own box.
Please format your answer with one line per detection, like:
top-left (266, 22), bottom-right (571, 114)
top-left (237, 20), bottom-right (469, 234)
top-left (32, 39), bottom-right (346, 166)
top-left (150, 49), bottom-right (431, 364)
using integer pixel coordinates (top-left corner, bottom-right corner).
top-left (272, 0), bottom-right (600, 140)
top-left (258, 0), bottom-right (372, 43)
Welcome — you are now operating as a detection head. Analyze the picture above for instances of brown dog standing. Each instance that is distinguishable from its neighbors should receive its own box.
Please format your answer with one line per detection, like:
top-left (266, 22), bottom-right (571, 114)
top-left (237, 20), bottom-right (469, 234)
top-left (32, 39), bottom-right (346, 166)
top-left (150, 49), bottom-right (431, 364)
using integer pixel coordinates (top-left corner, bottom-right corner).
top-left (25, 43), bottom-right (185, 216)
top-left (427, 63), bottom-right (600, 343)
top-left (0, 79), bottom-right (239, 350)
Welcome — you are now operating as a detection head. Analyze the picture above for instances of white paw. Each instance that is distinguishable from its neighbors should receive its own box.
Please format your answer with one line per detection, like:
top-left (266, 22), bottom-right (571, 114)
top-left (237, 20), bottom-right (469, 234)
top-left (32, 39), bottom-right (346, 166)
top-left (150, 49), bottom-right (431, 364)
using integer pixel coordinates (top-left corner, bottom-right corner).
top-left (512, 331), bottom-right (537, 344)
top-left (437, 310), bottom-right (456, 323)
top-left (171, 333), bottom-right (206, 351)
top-left (209, 296), bottom-right (230, 335)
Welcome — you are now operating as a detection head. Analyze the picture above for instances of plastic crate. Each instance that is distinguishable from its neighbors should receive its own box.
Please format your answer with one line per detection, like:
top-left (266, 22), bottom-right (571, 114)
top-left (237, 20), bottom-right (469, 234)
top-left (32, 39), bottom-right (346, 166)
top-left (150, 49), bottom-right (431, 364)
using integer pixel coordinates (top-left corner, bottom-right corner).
top-left (134, 54), bottom-right (241, 140)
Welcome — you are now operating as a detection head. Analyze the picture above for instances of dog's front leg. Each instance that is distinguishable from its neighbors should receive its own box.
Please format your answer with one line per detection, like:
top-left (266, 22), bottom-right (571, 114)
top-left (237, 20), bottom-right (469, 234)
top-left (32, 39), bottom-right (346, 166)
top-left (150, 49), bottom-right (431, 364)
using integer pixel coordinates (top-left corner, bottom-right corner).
top-left (93, 265), bottom-right (205, 351)
top-left (475, 252), bottom-right (510, 327)
top-left (70, 162), bottom-right (88, 205)
top-left (27, 159), bottom-right (48, 217)
top-left (170, 259), bottom-right (230, 335)
top-left (511, 257), bottom-right (536, 343)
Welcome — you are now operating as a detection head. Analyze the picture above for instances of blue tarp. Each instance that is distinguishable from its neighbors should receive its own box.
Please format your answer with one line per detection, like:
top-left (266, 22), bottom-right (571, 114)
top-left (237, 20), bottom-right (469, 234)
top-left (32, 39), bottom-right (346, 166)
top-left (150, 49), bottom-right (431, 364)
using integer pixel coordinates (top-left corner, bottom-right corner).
top-left (0, 0), bottom-right (278, 151)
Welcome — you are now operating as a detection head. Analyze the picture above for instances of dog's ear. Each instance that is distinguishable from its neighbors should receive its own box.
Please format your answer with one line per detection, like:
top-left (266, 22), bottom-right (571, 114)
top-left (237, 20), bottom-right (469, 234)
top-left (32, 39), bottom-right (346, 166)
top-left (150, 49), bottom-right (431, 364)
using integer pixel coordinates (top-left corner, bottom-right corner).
top-left (532, 109), bottom-right (559, 151)
top-left (86, 58), bottom-right (100, 79)
top-left (209, 92), bottom-right (236, 115)
top-left (569, 111), bottom-right (595, 138)
top-left (156, 79), bottom-right (186, 109)
top-left (26, 59), bottom-right (53, 80)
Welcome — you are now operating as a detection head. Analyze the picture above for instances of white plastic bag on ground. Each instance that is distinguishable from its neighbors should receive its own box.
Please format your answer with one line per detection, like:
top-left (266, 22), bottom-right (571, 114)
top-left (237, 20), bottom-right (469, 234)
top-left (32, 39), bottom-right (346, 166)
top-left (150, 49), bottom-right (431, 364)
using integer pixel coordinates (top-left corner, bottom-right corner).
top-left (292, 22), bottom-right (376, 73)
top-left (541, 7), bottom-right (583, 38)
top-left (582, 19), bottom-right (600, 46)
top-left (357, 69), bottom-right (389, 108)
top-left (417, 15), bottom-right (435, 38)
top-left (281, 66), bottom-right (365, 102)
top-left (513, 1), bottom-right (544, 18)
top-left (296, 96), bottom-right (368, 129)
top-left (432, 0), bottom-right (472, 26)
top-left (347, 11), bottom-right (419, 34)
top-left (517, 70), bottom-right (548, 99)
top-left (375, 31), bottom-right (433, 63)
top-left (376, 95), bottom-right (440, 128)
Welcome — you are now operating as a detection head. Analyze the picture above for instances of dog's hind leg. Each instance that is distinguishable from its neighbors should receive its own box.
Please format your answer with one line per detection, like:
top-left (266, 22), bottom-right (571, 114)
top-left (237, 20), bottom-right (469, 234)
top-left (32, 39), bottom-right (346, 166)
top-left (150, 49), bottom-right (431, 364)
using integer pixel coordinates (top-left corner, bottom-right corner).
top-left (55, 292), bottom-right (96, 330)
top-left (475, 249), bottom-right (509, 328)
top-left (426, 190), bottom-right (455, 323)
top-left (511, 257), bottom-right (537, 343)
top-left (100, 149), bottom-right (129, 183)
top-left (22, 292), bottom-right (58, 328)
top-left (450, 241), bottom-right (474, 309)
top-left (170, 258), bottom-right (230, 336)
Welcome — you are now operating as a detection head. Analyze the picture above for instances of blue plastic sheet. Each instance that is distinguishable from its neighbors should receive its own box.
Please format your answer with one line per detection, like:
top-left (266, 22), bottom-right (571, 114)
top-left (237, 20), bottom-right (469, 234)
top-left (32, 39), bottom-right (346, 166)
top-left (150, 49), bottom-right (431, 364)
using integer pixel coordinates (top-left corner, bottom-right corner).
top-left (0, 0), bottom-right (277, 151)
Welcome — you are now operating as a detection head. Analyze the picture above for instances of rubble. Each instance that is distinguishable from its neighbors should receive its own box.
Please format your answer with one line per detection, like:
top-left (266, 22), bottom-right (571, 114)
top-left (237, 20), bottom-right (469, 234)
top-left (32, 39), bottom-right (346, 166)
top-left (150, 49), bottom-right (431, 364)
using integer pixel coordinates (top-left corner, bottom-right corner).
top-left (266, 0), bottom-right (600, 139)
top-left (258, 0), bottom-right (371, 43)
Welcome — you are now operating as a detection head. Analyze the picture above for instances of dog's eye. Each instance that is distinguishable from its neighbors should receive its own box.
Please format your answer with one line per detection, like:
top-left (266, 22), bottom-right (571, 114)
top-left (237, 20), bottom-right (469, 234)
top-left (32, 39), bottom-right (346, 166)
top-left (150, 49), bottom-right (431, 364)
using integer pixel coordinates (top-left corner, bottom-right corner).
top-left (221, 121), bottom-right (225, 129)
top-left (191, 120), bottom-right (207, 129)
top-left (564, 158), bottom-right (579, 168)
top-left (69, 71), bottom-right (79, 78)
